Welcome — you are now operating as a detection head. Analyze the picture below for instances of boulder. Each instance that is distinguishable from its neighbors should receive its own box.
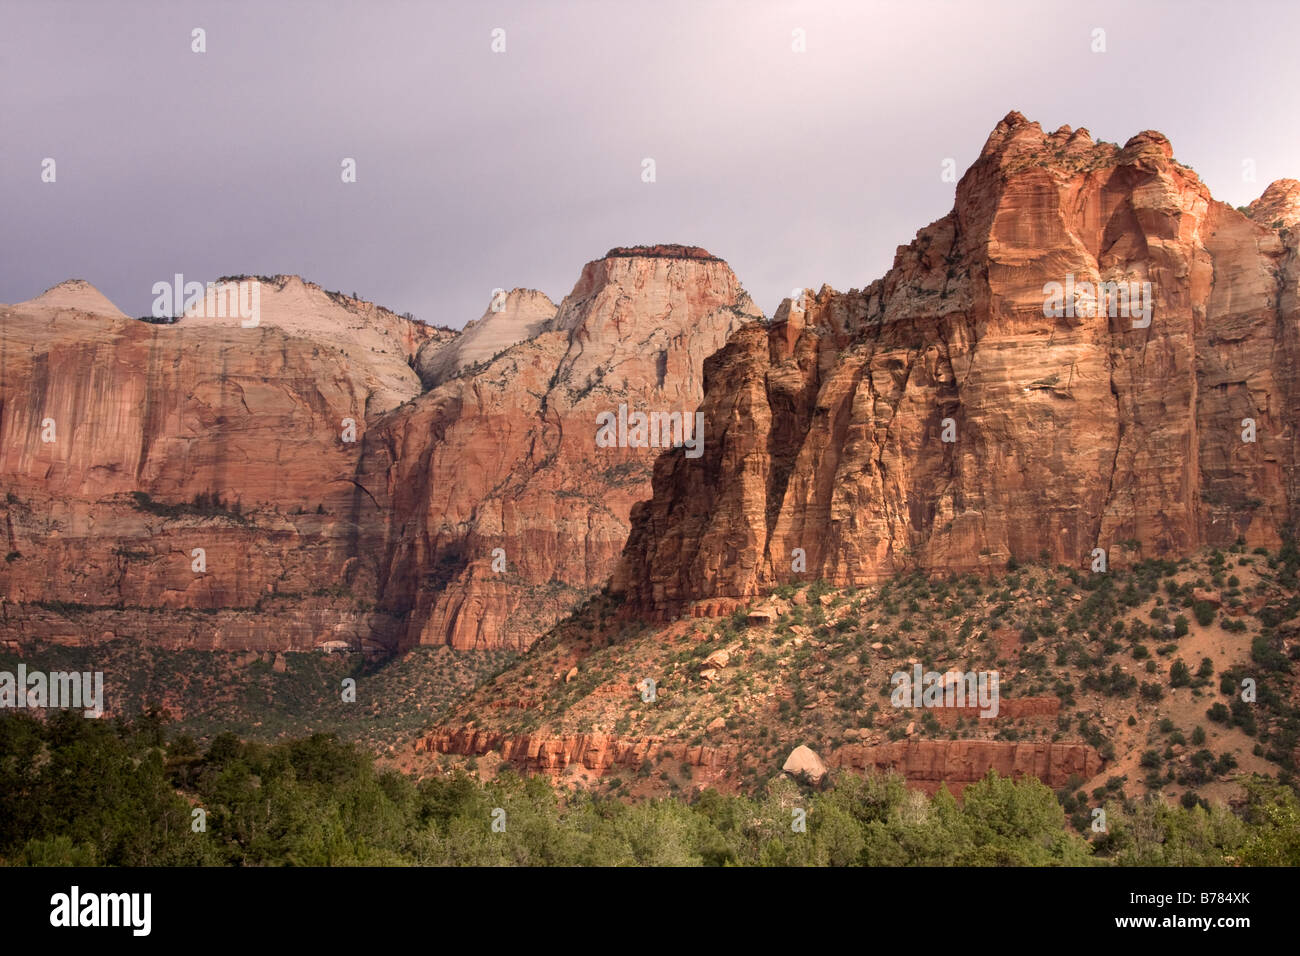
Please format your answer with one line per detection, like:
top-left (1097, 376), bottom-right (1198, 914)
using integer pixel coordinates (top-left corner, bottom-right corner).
top-left (782, 745), bottom-right (828, 785)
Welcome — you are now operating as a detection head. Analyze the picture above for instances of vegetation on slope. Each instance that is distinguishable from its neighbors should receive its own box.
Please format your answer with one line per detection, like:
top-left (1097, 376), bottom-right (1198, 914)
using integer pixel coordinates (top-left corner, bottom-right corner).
top-left (2, 711), bottom-right (1297, 867)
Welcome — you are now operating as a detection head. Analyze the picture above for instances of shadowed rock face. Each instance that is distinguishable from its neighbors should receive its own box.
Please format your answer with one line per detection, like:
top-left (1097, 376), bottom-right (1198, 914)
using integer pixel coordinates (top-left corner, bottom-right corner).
top-left (0, 249), bottom-right (759, 651)
top-left (615, 112), bottom-right (1300, 618)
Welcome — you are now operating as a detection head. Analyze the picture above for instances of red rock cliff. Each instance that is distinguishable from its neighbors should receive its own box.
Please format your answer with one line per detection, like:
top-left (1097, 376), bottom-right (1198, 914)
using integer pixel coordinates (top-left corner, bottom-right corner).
top-left (0, 250), bottom-right (760, 651)
top-left (361, 249), bottom-right (761, 649)
top-left (614, 112), bottom-right (1300, 616)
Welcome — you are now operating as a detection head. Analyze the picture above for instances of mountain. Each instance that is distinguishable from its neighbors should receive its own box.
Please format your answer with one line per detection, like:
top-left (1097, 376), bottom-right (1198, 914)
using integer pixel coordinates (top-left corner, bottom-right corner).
top-left (4, 111), bottom-right (1298, 807)
top-left (182, 274), bottom-right (451, 415)
top-left (359, 246), bottom-right (760, 649)
top-left (412, 114), bottom-right (1300, 802)
top-left (0, 247), bottom-right (759, 652)
top-left (1247, 178), bottom-right (1300, 230)
top-left (0, 281), bottom-right (421, 651)
top-left (615, 112), bottom-right (1300, 619)
top-left (414, 288), bottom-right (558, 389)
top-left (9, 279), bottom-right (129, 319)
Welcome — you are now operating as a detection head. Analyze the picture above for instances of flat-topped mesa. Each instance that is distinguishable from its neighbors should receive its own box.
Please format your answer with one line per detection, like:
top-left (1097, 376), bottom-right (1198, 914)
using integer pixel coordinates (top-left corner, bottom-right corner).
top-left (550, 247), bottom-right (759, 391)
top-left (602, 244), bottom-right (721, 261)
top-left (615, 112), bottom-right (1300, 619)
top-left (415, 251), bottom-right (735, 391)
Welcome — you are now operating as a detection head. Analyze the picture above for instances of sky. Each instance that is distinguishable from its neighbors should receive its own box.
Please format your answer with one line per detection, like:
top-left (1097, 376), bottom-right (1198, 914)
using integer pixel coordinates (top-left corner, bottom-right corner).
top-left (2, 0), bottom-right (1298, 326)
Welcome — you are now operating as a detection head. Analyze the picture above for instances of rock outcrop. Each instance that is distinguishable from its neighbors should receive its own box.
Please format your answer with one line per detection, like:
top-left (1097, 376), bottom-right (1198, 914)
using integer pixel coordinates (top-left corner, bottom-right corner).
top-left (615, 112), bottom-right (1300, 617)
top-left (415, 727), bottom-right (736, 774)
top-left (827, 739), bottom-right (1103, 795)
top-left (415, 727), bottom-right (1100, 796)
top-left (782, 744), bottom-right (829, 785)
top-left (1248, 178), bottom-right (1300, 231)
top-left (415, 289), bottom-right (557, 388)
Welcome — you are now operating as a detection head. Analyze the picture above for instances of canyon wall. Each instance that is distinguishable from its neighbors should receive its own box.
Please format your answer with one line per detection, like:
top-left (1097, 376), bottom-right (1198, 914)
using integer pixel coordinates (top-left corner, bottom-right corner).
top-left (5, 114), bottom-right (1298, 656)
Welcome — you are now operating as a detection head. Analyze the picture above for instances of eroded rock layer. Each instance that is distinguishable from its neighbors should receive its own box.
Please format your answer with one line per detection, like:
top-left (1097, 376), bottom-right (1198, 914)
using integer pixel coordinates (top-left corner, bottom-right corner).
top-left (415, 727), bottom-right (1101, 795)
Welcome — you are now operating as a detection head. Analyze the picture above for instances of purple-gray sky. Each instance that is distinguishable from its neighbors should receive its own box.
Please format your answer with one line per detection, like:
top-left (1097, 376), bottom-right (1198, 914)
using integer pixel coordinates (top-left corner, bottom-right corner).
top-left (3, 0), bottom-right (1298, 326)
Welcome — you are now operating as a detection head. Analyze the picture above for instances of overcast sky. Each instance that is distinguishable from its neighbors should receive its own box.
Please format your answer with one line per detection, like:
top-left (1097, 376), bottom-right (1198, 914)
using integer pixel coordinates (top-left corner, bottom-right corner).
top-left (2, 0), bottom-right (1298, 326)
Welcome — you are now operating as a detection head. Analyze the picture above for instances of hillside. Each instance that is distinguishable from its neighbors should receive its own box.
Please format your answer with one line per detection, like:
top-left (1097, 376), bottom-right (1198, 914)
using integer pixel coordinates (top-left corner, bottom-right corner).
top-left (414, 544), bottom-right (1300, 821)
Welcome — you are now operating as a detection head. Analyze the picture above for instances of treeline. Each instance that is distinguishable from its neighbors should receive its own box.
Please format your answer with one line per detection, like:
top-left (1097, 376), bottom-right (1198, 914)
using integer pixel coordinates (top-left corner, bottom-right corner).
top-left (1, 711), bottom-right (1297, 866)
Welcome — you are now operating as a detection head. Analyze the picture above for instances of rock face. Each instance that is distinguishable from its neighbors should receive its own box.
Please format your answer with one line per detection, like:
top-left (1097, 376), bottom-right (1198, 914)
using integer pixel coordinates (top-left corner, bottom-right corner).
top-left (782, 744), bottom-right (829, 785)
top-left (416, 728), bottom-right (735, 774)
top-left (182, 274), bottom-right (450, 415)
top-left (615, 112), bottom-right (1300, 617)
top-left (0, 281), bottom-right (409, 651)
top-left (361, 248), bottom-right (760, 649)
top-left (1249, 178), bottom-right (1300, 231)
top-left (414, 727), bottom-right (1099, 795)
top-left (6, 113), bottom-right (1299, 661)
top-left (828, 740), bottom-right (1103, 795)
top-left (0, 248), bottom-right (759, 651)
top-left (415, 289), bottom-right (557, 388)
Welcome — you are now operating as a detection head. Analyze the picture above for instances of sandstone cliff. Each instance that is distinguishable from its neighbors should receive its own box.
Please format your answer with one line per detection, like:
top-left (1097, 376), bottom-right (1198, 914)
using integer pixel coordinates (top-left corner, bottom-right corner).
top-left (615, 112), bottom-right (1300, 617)
top-left (416, 728), bottom-right (1100, 795)
top-left (1, 248), bottom-right (759, 651)
top-left (0, 281), bottom-right (409, 650)
top-left (361, 247), bottom-right (760, 649)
